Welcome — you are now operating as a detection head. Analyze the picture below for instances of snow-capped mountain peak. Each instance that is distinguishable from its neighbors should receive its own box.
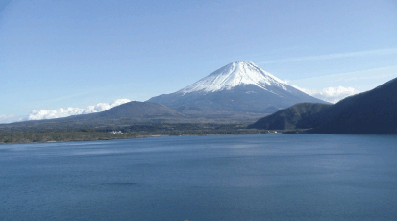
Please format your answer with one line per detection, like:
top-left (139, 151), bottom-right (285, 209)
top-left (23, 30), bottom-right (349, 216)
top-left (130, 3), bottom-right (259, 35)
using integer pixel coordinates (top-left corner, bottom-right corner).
top-left (179, 61), bottom-right (287, 93)
top-left (147, 61), bottom-right (329, 114)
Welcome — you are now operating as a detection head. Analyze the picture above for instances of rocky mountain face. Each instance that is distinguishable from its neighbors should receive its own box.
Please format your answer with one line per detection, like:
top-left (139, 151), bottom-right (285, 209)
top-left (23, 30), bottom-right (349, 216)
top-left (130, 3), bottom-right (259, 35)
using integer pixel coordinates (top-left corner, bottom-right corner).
top-left (148, 61), bottom-right (328, 114)
top-left (248, 77), bottom-right (397, 134)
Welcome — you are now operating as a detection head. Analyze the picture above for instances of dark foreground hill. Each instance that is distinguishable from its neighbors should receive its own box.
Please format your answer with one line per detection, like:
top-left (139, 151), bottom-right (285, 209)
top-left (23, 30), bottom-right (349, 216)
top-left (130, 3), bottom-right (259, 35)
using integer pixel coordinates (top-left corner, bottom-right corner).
top-left (247, 103), bottom-right (331, 130)
top-left (248, 77), bottom-right (397, 134)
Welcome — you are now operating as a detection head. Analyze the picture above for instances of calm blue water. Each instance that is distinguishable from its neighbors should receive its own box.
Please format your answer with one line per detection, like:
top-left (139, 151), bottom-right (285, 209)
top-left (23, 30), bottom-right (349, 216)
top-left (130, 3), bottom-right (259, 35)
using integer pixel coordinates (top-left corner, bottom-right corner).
top-left (1, 134), bottom-right (397, 221)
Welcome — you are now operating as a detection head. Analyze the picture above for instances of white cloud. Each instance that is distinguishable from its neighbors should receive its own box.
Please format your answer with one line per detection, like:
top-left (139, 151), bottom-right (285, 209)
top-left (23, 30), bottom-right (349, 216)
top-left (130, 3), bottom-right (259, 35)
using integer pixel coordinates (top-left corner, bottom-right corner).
top-left (28, 99), bottom-right (131, 121)
top-left (293, 85), bottom-right (360, 103)
top-left (0, 114), bottom-right (28, 124)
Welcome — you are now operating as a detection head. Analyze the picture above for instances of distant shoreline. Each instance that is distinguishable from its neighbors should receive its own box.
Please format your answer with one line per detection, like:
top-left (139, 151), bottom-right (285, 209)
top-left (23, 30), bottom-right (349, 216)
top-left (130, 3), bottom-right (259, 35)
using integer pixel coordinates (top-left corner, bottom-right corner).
top-left (0, 129), bottom-right (293, 145)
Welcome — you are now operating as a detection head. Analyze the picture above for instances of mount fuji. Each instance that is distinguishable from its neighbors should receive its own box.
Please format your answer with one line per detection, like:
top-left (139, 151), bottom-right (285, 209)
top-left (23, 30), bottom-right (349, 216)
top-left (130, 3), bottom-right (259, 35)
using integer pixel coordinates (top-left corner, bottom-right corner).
top-left (148, 61), bottom-right (329, 114)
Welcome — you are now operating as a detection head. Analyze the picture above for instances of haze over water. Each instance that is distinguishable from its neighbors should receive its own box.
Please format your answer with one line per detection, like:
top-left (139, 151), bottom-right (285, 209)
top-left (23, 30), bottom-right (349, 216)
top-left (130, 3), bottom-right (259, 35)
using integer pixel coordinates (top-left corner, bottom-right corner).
top-left (1, 134), bottom-right (396, 221)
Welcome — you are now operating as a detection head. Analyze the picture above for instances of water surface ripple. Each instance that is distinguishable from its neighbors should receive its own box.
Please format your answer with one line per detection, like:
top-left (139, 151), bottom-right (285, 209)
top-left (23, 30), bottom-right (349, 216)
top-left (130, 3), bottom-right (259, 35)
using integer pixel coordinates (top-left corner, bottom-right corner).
top-left (1, 134), bottom-right (396, 221)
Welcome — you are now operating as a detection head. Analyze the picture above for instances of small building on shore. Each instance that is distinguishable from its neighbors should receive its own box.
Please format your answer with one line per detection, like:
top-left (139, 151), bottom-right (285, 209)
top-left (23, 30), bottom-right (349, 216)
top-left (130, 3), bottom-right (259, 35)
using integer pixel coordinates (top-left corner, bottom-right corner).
top-left (110, 131), bottom-right (123, 135)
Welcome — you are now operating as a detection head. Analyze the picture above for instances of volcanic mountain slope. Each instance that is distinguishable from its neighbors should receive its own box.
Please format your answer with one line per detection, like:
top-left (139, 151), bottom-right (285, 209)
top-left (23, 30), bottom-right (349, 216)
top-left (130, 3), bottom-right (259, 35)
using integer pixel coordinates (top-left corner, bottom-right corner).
top-left (248, 77), bottom-right (397, 134)
top-left (148, 61), bottom-right (328, 114)
top-left (64, 101), bottom-right (186, 121)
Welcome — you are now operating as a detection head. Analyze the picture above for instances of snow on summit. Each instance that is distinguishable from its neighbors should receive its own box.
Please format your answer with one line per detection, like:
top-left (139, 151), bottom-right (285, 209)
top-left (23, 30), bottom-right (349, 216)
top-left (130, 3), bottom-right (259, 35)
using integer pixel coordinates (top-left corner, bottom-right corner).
top-left (147, 61), bottom-right (330, 113)
top-left (180, 61), bottom-right (287, 93)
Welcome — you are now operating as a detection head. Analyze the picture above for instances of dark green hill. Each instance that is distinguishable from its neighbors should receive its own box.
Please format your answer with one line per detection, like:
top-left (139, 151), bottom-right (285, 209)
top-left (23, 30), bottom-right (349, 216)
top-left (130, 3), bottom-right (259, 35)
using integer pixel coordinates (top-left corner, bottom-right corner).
top-left (248, 78), bottom-right (397, 134)
top-left (247, 103), bottom-right (331, 130)
top-left (311, 78), bottom-right (397, 134)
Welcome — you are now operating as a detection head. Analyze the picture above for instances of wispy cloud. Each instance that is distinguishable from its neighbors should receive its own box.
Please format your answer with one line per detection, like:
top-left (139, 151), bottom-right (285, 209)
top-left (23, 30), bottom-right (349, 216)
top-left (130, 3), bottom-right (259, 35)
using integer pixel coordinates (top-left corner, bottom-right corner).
top-left (45, 92), bottom-right (93, 103)
top-left (328, 73), bottom-right (397, 83)
top-left (259, 48), bottom-right (397, 64)
top-left (0, 0), bottom-right (12, 13)
top-left (301, 67), bottom-right (397, 84)
top-left (35, 87), bottom-right (113, 104)
top-left (289, 65), bottom-right (397, 92)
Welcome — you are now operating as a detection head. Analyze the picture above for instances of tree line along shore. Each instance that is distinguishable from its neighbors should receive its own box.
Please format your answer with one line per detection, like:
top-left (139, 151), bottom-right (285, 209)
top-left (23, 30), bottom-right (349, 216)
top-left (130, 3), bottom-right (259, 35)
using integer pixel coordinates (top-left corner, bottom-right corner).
top-left (0, 123), bottom-right (295, 144)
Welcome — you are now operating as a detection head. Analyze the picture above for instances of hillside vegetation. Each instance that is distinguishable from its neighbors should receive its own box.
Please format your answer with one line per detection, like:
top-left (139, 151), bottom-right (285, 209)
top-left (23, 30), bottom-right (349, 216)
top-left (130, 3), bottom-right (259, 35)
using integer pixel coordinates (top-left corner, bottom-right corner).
top-left (248, 77), bottom-right (397, 134)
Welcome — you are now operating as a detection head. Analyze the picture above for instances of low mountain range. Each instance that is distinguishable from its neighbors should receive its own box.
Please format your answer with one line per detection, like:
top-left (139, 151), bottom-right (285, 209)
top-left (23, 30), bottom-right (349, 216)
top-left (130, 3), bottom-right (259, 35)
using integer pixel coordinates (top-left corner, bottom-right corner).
top-left (248, 77), bottom-right (397, 134)
top-left (0, 102), bottom-right (189, 132)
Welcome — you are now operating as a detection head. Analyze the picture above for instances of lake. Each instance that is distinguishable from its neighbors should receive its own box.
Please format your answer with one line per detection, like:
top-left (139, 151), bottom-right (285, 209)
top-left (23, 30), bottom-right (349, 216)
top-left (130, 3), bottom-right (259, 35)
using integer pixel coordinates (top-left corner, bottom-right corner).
top-left (1, 134), bottom-right (397, 221)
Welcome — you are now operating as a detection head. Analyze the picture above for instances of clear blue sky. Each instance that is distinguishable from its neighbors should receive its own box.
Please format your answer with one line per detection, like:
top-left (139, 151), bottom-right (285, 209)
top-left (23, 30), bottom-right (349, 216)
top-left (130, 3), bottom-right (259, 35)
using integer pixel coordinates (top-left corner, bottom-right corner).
top-left (1, 0), bottom-right (397, 115)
